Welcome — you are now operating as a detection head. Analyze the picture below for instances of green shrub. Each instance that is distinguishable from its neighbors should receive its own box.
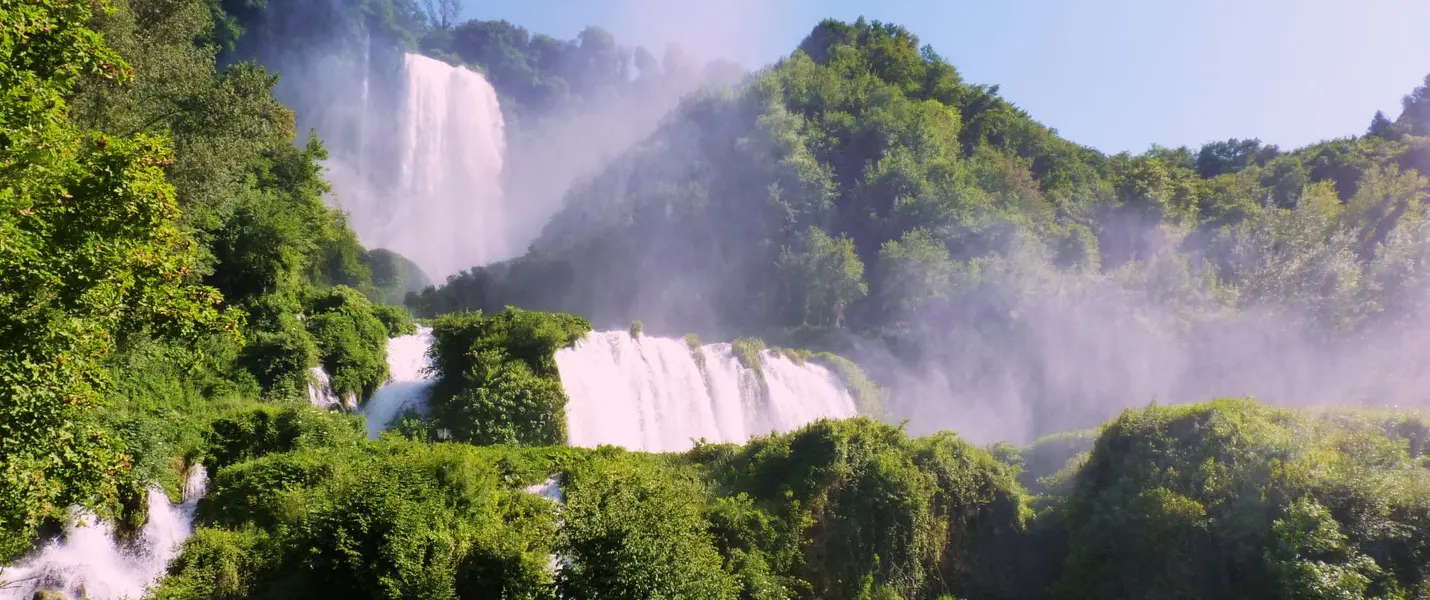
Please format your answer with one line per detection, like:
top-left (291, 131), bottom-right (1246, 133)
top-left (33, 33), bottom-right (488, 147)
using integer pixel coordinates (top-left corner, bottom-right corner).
top-left (559, 451), bottom-right (738, 599)
top-left (629, 320), bottom-right (643, 339)
top-left (427, 308), bottom-right (591, 446)
top-left (731, 338), bottom-right (767, 373)
top-left (1018, 428), bottom-right (1099, 494)
top-left (149, 527), bottom-right (275, 600)
top-left (1054, 399), bottom-right (1430, 599)
top-left (238, 314), bottom-right (318, 399)
top-left (201, 405), bottom-right (364, 473)
top-left (690, 418), bottom-right (1030, 600)
top-left (685, 334), bottom-right (707, 372)
top-left (372, 303), bottom-right (418, 337)
top-left (163, 440), bottom-right (568, 598)
top-left (305, 286), bottom-right (391, 401)
top-left (810, 351), bottom-right (887, 417)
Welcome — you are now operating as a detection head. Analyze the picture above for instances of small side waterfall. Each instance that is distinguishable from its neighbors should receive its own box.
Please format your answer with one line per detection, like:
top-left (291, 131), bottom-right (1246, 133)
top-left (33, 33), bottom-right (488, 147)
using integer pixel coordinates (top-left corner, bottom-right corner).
top-left (0, 466), bottom-right (208, 600)
top-left (362, 326), bottom-right (436, 438)
top-left (557, 332), bottom-right (859, 453)
top-left (307, 365), bottom-right (353, 411)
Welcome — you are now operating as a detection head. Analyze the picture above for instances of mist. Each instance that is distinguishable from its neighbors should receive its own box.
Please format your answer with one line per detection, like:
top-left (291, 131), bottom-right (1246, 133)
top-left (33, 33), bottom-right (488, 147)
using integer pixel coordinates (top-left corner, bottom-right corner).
top-left (864, 219), bottom-right (1430, 445)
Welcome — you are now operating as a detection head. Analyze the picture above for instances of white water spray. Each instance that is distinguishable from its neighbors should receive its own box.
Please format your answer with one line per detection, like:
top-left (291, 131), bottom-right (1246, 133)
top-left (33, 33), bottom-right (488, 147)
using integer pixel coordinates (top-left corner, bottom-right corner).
top-left (557, 332), bottom-right (859, 453)
top-left (362, 326), bottom-right (436, 438)
top-left (307, 365), bottom-right (355, 411)
top-left (0, 466), bottom-right (208, 600)
top-left (326, 54), bottom-right (507, 281)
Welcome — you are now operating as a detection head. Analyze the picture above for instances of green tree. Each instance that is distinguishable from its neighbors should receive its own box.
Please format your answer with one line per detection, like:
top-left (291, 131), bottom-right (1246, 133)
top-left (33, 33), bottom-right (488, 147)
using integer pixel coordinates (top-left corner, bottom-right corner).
top-left (775, 227), bottom-right (868, 328)
top-left (1398, 73), bottom-right (1430, 136)
top-left (558, 454), bottom-right (738, 600)
top-left (875, 228), bottom-right (954, 319)
top-left (0, 0), bottom-right (228, 559)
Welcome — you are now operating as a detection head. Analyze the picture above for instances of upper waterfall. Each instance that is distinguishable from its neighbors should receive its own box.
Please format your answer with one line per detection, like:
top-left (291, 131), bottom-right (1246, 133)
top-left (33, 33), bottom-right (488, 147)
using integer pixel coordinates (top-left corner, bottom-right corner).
top-left (325, 53), bottom-right (507, 281)
top-left (556, 331), bottom-right (859, 453)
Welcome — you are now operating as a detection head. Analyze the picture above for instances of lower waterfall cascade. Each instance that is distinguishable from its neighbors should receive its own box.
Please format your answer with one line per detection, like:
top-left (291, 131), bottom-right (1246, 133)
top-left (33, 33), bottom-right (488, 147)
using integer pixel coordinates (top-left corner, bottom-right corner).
top-left (557, 331), bottom-right (859, 453)
top-left (0, 466), bottom-right (208, 600)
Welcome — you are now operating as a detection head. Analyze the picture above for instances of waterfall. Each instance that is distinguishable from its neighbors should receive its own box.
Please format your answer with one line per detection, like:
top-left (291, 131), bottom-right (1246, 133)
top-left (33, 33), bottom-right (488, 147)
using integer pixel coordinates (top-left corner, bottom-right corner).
top-left (362, 326), bottom-right (436, 438)
top-left (308, 365), bottom-right (354, 411)
top-left (0, 466), bottom-right (208, 600)
top-left (557, 332), bottom-right (859, 453)
top-left (325, 53), bottom-right (507, 281)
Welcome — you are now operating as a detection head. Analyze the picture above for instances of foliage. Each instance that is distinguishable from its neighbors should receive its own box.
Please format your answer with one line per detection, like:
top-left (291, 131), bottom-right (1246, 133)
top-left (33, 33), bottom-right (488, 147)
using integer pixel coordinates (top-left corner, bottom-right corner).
top-left (201, 405), bottom-right (365, 473)
top-left (809, 352), bottom-right (888, 417)
top-left (1054, 399), bottom-right (1430, 599)
top-left (425, 309), bottom-right (591, 446)
top-left (164, 430), bottom-right (569, 599)
top-left (558, 451), bottom-right (738, 600)
top-left (305, 286), bottom-right (393, 401)
top-left (731, 338), bottom-right (767, 373)
top-left (685, 334), bottom-right (707, 372)
top-left (0, 0), bottom-right (231, 559)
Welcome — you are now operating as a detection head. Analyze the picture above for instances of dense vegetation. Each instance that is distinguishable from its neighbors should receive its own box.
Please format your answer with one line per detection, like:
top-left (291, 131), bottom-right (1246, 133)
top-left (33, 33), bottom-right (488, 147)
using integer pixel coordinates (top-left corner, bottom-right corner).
top-left (142, 399), bottom-right (1430, 599)
top-left (422, 308), bottom-right (590, 446)
top-left (0, 0), bottom-right (414, 562)
top-left (8, 0), bottom-right (1430, 598)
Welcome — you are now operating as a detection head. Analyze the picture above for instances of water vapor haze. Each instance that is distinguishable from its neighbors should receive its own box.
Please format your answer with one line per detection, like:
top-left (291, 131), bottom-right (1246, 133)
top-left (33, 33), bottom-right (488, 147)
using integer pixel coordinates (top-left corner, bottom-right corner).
top-left (864, 224), bottom-right (1430, 445)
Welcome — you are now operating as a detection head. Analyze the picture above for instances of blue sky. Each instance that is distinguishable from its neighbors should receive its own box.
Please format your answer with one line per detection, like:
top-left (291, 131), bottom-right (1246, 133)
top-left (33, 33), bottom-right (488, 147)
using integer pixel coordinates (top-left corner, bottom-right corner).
top-left (466, 0), bottom-right (1430, 154)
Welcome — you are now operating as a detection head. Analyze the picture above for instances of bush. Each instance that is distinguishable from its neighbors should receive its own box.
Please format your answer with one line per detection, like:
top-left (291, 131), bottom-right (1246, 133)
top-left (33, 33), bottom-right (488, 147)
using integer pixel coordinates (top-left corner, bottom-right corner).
top-left (731, 338), bottom-right (767, 373)
top-left (149, 527), bottom-right (275, 600)
top-left (238, 314), bottom-right (318, 399)
top-left (810, 351), bottom-right (888, 417)
top-left (426, 308), bottom-right (591, 446)
top-left (305, 286), bottom-right (391, 401)
top-left (690, 417), bottom-right (1030, 600)
top-left (372, 303), bottom-right (418, 337)
top-left (685, 334), bottom-right (707, 372)
top-left (201, 405), bottom-right (364, 473)
top-left (1054, 399), bottom-right (1430, 599)
top-left (163, 440), bottom-right (567, 598)
top-left (559, 451), bottom-right (738, 600)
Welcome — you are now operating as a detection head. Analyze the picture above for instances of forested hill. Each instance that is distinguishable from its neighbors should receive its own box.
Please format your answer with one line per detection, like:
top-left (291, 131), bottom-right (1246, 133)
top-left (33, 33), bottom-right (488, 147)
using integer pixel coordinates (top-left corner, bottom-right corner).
top-left (412, 18), bottom-right (1430, 440)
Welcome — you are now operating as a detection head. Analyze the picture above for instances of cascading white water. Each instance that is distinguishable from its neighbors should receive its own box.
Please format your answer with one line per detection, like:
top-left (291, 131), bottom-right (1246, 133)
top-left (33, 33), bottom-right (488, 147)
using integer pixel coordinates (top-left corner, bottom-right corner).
top-left (362, 326), bottom-right (436, 438)
top-left (307, 365), bottom-right (353, 411)
top-left (326, 53), bottom-right (507, 281)
top-left (0, 466), bottom-right (208, 600)
top-left (557, 332), bottom-right (859, 453)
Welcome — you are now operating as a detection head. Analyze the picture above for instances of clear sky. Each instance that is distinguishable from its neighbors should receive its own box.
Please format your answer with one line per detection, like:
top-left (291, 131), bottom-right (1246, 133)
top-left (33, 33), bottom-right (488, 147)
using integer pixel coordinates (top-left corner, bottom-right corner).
top-left (466, 0), bottom-right (1430, 154)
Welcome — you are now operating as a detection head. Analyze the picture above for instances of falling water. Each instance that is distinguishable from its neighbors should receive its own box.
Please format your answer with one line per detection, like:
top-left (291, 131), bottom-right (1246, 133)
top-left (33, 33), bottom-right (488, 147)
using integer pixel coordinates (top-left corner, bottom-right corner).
top-left (557, 332), bottom-right (859, 453)
top-left (0, 466), bottom-right (209, 600)
top-left (362, 326), bottom-right (436, 438)
top-left (325, 54), bottom-right (507, 281)
top-left (307, 365), bottom-right (353, 411)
